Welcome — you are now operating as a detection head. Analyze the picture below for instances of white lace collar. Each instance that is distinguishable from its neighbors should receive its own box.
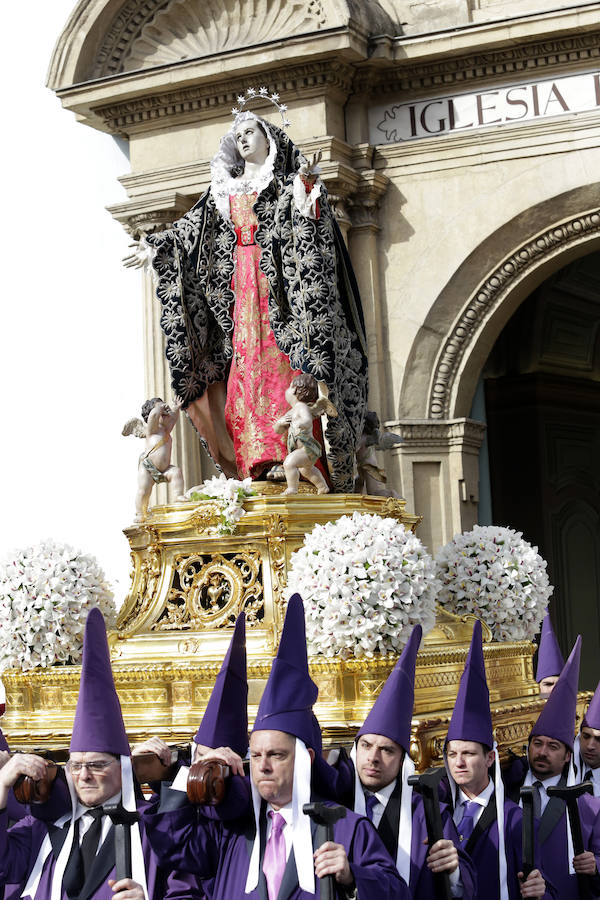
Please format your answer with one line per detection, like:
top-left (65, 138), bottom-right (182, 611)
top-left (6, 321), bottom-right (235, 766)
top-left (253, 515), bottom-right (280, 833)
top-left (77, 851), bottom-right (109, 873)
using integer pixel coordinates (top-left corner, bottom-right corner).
top-left (209, 112), bottom-right (277, 220)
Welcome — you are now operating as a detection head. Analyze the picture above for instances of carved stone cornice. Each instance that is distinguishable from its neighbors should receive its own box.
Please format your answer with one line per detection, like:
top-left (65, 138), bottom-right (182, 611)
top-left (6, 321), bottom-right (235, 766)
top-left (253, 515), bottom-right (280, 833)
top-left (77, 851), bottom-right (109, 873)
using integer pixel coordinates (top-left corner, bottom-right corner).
top-left (427, 208), bottom-right (600, 419)
top-left (107, 191), bottom-right (194, 237)
top-left (358, 30), bottom-right (600, 98)
top-left (95, 60), bottom-right (356, 134)
top-left (384, 418), bottom-right (487, 449)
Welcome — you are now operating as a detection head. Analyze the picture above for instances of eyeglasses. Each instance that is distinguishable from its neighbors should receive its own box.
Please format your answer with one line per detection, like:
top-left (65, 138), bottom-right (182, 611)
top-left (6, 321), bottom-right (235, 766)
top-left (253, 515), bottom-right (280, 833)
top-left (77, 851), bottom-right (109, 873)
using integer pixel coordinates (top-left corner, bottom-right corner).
top-left (68, 760), bottom-right (117, 774)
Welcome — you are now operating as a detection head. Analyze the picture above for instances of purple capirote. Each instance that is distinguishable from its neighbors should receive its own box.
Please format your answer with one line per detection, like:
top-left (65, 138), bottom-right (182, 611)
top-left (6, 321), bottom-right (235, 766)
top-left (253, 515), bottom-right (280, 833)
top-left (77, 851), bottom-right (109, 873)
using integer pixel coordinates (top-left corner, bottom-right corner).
top-left (535, 612), bottom-right (565, 683)
top-left (70, 607), bottom-right (130, 756)
top-left (356, 624), bottom-right (422, 753)
top-left (446, 620), bottom-right (494, 750)
top-left (531, 634), bottom-right (581, 750)
top-left (583, 678), bottom-right (600, 730)
top-left (252, 594), bottom-right (318, 749)
top-left (194, 613), bottom-right (248, 757)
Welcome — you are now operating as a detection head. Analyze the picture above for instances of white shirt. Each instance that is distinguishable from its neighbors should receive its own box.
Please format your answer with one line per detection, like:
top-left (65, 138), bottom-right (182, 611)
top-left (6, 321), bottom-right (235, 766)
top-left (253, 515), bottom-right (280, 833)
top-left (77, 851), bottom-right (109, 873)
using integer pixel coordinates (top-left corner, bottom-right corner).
top-left (452, 779), bottom-right (495, 831)
top-left (266, 803), bottom-right (293, 861)
top-left (363, 780), bottom-right (396, 829)
top-left (523, 772), bottom-right (562, 816)
top-left (579, 760), bottom-right (600, 797)
top-left (74, 792), bottom-right (121, 849)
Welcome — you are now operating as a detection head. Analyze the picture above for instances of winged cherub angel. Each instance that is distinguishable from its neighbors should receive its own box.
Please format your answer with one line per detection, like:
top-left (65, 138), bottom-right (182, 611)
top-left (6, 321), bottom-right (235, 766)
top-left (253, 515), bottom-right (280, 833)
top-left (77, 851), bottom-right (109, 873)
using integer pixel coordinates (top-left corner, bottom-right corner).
top-left (274, 374), bottom-right (338, 495)
top-left (122, 398), bottom-right (185, 521)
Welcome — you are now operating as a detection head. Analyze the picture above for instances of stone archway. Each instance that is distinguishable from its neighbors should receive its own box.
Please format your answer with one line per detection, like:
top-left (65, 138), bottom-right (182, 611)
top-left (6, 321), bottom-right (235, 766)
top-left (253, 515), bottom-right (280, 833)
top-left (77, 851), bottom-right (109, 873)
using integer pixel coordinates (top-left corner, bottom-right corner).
top-left (398, 184), bottom-right (600, 423)
top-left (390, 186), bottom-right (600, 555)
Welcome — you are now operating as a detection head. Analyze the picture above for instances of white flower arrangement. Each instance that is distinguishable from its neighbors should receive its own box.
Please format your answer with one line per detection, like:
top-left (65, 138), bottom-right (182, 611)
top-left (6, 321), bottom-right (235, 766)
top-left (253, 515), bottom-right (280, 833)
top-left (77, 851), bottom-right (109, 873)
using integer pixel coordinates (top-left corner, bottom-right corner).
top-left (0, 540), bottom-right (116, 672)
top-left (435, 524), bottom-right (552, 641)
top-left (186, 475), bottom-right (255, 534)
top-left (285, 511), bottom-right (438, 659)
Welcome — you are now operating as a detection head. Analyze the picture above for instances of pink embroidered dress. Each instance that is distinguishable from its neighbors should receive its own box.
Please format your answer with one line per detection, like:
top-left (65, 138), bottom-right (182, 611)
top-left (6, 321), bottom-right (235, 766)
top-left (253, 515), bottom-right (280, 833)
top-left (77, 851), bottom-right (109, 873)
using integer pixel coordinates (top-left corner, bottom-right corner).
top-left (224, 192), bottom-right (300, 478)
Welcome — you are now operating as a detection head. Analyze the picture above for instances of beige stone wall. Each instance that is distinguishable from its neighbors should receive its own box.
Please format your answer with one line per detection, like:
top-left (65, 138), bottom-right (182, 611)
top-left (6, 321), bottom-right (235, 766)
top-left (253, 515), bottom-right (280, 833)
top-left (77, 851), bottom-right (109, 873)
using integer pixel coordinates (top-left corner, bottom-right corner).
top-left (48, 0), bottom-right (600, 548)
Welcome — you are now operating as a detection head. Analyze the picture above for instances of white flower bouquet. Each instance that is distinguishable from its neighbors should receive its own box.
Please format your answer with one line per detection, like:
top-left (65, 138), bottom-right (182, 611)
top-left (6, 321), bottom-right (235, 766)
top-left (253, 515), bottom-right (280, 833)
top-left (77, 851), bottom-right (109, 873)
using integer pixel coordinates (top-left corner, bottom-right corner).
top-left (435, 524), bottom-right (552, 641)
top-left (186, 475), bottom-right (255, 534)
top-left (0, 539), bottom-right (116, 672)
top-left (285, 511), bottom-right (438, 658)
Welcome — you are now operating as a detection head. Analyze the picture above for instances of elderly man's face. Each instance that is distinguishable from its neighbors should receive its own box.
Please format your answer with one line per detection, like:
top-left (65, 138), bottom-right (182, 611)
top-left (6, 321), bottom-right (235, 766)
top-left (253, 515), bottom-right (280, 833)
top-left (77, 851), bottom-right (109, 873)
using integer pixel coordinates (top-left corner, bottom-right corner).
top-left (249, 730), bottom-right (296, 810)
top-left (69, 752), bottom-right (121, 807)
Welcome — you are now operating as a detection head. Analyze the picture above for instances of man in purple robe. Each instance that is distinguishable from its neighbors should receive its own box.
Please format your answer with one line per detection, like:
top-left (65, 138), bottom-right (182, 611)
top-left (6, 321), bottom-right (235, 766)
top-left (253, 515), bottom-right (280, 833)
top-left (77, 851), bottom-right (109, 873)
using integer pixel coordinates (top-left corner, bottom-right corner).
top-left (310, 625), bottom-right (476, 899)
top-left (505, 636), bottom-right (600, 898)
top-left (142, 594), bottom-right (410, 899)
top-left (535, 614), bottom-right (565, 699)
top-left (574, 679), bottom-right (600, 797)
top-left (0, 609), bottom-right (200, 900)
top-left (444, 622), bottom-right (551, 900)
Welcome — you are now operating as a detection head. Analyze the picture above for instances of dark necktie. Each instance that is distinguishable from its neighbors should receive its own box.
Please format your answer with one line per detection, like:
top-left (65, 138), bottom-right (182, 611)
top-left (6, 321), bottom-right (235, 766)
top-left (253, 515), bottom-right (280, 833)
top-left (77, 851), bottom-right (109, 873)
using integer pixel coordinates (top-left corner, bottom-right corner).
top-left (584, 769), bottom-right (593, 783)
top-left (458, 800), bottom-right (479, 843)
top-left (532, 781), bottom-right (543, 819)
top-left (63, 819), bottom-right (84, 900)
top-left (364, 793), bottom-right (378, 822)
top-left (80, 807), bottom-right (105, 879)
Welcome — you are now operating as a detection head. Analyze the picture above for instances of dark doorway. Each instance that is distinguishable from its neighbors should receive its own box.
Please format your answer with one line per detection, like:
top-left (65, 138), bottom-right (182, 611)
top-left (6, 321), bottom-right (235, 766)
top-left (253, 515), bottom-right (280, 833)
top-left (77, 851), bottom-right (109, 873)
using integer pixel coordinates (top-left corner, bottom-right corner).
top-left (483, 252), bottom-right (600, 689)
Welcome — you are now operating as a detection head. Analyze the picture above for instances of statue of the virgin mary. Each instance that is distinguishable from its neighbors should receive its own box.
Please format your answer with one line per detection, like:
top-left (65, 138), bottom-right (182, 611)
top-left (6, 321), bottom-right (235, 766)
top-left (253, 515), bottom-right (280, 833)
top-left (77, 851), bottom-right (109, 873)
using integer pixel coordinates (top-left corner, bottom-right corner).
top-left (146, 92), bottom-right (368, 492)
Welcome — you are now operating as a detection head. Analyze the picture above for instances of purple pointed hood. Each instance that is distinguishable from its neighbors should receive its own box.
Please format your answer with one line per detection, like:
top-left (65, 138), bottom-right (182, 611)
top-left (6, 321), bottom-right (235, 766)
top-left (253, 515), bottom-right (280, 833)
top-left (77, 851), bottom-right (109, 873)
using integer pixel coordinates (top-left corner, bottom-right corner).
top-left (194, 613), bottom-right (248, 757)
top-left (531, 635), bottom-right (581, 750)
top-left (536, 612), bottom-right (565, 682)
top-left (0, 728), bottom-right (8, 752)
top-left (70, 608), bottom-right (130, 756)
top-left (446, 620), bottom-right (493, 749)
top-left (356, 625), bottom-right (422, 753)
top-left (583, 679), bottom-right (600, 731)
top-left (252, 594), bottom-right (318, 749)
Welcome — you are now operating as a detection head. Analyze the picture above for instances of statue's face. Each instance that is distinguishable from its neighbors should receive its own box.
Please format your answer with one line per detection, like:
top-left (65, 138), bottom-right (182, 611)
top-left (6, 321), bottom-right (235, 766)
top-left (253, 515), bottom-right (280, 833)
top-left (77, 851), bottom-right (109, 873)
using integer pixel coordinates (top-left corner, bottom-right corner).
top-left (235, 121), bottom-right (269, 165)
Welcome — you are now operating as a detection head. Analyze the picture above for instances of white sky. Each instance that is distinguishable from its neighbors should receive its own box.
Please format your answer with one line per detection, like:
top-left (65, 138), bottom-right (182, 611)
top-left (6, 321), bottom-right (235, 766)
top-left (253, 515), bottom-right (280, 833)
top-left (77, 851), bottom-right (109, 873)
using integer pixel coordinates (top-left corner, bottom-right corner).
top-left (1, 4), bottom-right (146, 602)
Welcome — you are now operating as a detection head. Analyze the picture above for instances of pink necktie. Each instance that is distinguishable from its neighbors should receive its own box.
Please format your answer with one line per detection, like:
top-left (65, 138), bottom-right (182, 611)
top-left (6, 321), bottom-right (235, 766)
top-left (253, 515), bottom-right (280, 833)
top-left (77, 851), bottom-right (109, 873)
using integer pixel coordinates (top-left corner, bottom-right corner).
top-left (263, 811), bottom-right (286, 900)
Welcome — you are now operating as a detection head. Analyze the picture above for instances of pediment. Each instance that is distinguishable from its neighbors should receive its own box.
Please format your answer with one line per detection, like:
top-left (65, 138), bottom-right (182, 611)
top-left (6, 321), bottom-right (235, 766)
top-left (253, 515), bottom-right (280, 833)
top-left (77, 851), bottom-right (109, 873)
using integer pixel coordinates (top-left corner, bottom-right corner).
top-left (49, 0), bottom-right (397, 88)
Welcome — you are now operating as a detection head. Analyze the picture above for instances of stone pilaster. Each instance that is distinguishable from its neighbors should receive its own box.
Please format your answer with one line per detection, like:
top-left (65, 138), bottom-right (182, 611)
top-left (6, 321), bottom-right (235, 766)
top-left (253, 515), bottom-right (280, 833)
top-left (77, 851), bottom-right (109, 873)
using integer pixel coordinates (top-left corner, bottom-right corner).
top-left (384, 418), bottom-right (487, 553)
top-left (347, 151), bottom-right (390, 417)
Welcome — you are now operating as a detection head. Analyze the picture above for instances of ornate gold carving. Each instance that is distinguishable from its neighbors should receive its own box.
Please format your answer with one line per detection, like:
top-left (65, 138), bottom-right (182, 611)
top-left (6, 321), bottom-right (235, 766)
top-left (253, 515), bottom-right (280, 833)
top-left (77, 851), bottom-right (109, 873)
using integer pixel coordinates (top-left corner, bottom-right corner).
top-left (314, 676), bottom-right (338, 701)
top-left (172, 682), bottom-right (193, 705)
top-left (153, 550), bottom-right (264, 630)
top-left (194, 685), bottom-right (214, 703)
top-left (358, 678), bottom-right (386, 698)
top-left (189, 506), bottom-right (221, 533)
top-left (428, 209), bottom-right (600, 418)
top-left (40, 687), bottom-right (62, 710)
top-left (118, 529), bottom-right (162, 634)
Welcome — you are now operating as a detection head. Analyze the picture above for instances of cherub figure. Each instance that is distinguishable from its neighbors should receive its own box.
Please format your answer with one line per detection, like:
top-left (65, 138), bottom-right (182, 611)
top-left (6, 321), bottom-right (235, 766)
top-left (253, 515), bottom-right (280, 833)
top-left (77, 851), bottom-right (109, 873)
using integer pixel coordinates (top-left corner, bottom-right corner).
top-left (274, 374), bottom-right (337, 496)
top-left (355, 410), bottom-right (404, 497)
top-left (122, 398), bottom-right (185, 521)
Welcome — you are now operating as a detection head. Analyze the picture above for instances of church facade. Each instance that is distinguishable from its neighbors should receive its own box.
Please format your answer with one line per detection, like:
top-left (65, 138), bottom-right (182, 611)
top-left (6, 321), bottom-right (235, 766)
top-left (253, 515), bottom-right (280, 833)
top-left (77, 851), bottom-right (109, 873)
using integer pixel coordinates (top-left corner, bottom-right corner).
top-left (48, 0), bottom-right (600, 685)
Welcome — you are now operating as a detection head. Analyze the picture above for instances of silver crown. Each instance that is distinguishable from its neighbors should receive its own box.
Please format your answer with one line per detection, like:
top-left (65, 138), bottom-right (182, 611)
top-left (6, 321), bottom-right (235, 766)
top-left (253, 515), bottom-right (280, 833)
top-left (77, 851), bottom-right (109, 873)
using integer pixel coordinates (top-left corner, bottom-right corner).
top-left (231, 86), bottom-right (291, 129)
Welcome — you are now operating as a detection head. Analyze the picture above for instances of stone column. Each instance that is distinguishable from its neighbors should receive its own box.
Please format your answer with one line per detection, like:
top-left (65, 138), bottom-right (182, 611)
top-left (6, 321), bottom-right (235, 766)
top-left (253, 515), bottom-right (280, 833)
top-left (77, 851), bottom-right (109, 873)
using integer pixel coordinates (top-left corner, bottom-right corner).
top-left (347, 155), bottom-right (390, 417)
top-left (384, 418), bottom-right (487, 553)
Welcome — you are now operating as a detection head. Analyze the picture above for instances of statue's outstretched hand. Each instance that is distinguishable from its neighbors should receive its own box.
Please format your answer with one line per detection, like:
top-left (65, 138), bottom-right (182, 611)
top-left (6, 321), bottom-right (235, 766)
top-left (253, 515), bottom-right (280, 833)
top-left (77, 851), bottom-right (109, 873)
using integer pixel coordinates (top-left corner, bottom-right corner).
top-left (299, 150), bottom-right (323, 185)
top-left (123, 240), bottom-right (154, 270)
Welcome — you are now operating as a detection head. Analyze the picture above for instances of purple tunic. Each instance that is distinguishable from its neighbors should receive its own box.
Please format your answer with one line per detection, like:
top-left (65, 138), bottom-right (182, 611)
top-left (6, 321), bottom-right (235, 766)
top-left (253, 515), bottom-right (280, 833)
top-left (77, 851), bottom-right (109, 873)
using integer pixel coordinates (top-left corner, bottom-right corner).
top-left (141, 793), bottom-right (410, 899)
top-left (0, 805), bottom-right (202, 900)
top-left (311, 752), bottom-right (476, 900)
top-left (536, 793), bottom-right (600, 899)
top-left (463, 796), bottom-right (556, 900)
